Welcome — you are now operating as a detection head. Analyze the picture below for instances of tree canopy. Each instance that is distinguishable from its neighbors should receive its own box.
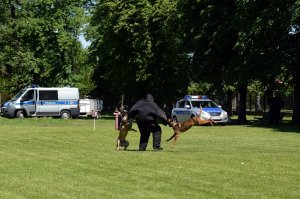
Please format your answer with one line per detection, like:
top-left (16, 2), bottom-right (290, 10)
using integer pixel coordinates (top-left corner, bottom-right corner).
top-left (0, 0), bottom-right (89, 97)
top-left (88, 0), bottom-right (190, 106)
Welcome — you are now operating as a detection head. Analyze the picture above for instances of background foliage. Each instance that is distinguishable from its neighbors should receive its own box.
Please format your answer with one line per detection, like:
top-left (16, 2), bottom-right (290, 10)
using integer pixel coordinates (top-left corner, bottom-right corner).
top-left (0, 0), bottom-right (90, 96)
top-left (1, 0), bottom-right (300, 124)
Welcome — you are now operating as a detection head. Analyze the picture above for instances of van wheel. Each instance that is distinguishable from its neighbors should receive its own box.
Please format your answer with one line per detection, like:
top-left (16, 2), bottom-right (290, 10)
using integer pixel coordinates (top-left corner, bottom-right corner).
top-left (16, 110), bottom-right (25, 118)
top-left (60, 110), bottom-right (71, 119)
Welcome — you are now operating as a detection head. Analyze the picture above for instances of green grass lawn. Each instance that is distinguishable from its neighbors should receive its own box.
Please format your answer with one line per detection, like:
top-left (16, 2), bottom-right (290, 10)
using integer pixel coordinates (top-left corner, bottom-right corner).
top-left (0, 117), bottom-right (299, 199)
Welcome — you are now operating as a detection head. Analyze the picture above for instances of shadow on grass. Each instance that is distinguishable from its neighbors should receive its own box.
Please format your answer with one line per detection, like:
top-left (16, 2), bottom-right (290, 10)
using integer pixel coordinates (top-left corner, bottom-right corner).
top-left (77, 115), bottom-right (114, 120)
top-left (121, 149), bottom-right (175, 152)
top-left (229, 119), bottom-right (300, 133)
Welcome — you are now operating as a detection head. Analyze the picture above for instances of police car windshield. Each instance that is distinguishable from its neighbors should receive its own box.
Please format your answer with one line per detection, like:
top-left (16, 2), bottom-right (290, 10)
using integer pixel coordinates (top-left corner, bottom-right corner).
top-left (11, 89), bottom-right (26, 101)
top-left (191, 100), bottom-right (219, 108)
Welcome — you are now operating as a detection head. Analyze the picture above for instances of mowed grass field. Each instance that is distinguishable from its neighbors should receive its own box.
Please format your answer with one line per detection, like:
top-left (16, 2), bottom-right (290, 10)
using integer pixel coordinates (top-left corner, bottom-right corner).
top-left (0, 116), bottom-right (299, 199)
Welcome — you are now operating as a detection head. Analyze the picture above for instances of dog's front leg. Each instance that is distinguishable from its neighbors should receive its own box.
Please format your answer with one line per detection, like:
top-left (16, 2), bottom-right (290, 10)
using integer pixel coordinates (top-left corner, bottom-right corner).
top-left (171, 131), bottom-right (179, 148)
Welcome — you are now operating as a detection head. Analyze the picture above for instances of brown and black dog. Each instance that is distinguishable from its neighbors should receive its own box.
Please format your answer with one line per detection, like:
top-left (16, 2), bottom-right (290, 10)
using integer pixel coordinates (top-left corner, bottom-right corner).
top-left (166, 108), bottom-right (214, 148)
top-left (116, 112), bottom-right (137, 150)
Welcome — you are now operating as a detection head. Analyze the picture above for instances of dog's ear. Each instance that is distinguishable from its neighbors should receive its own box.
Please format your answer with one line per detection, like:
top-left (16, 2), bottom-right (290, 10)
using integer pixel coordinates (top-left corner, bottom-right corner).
top-left (169, 121), bottom-right (178, 128)
top-left (167, 118), bottom-right (174, 126)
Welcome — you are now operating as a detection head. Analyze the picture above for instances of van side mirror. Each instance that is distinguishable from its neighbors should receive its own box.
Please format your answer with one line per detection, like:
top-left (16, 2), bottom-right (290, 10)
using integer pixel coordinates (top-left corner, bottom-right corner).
top-left (20, 98), bottom-right (24, 103)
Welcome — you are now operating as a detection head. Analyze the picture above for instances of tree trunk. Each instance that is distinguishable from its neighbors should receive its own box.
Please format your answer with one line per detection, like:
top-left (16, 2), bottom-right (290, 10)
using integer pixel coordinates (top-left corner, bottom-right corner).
top-left (292, 70), bottom-right (300, 125)
top-left (255, 93), bottom-right (262, 112)
top-left (238, 84), bottom-right (247, 122)
top-left (225, 90), bottom-right (233, 116)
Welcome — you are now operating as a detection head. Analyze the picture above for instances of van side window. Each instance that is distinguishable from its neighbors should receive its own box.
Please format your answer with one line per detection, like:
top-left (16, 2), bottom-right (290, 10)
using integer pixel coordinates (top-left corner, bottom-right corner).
top-left (23, 90), bottom-right (34, 101)
top-left (39, 90), bottom-right (58, 100)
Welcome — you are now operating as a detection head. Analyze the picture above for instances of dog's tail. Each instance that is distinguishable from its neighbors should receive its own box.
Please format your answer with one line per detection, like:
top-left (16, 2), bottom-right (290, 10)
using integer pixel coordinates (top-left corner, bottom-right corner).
top-left (199, 105), bottom-right (215, 126)
top-left (199, 105), bottom-right (203, 116)
top-left (166, 134), bottom-right (176, 142)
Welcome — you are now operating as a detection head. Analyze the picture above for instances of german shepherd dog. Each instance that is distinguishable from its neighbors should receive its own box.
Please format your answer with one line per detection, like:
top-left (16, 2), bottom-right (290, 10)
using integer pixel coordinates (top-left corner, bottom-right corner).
top-left (116, 111), bottom-right (137, 150)
top-left (166, 107), bottom-right (214, 148)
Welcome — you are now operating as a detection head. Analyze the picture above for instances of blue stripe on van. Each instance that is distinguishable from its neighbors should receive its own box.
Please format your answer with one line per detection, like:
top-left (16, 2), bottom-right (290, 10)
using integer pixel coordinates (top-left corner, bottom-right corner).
top-left (23, 101), bottom-right (35, 105)
top-left (13, 101), bottom-right (35, 106)
top-left (15, 101), bottom-right (78, 106)
top-left (37, 101), bottom-right (78, 105)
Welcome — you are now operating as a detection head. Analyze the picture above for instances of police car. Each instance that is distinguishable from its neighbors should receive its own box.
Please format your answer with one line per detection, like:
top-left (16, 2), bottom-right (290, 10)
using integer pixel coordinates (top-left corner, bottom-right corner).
top-left (171, 95), bottom-right (228, 124)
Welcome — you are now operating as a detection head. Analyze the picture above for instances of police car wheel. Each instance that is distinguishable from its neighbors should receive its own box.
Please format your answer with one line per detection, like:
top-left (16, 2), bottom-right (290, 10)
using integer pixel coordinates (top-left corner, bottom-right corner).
top-left (60, 110), bottom-right (71, 119)
top-left (191, 114), bottom-right (195, 118)
top-left (16, 110), bottom-right (25, 118)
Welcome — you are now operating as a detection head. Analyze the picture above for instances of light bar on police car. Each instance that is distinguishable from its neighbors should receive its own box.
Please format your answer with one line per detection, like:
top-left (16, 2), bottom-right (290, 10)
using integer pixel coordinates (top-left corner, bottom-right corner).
top-left (184, 95), bottom-right (207, 100)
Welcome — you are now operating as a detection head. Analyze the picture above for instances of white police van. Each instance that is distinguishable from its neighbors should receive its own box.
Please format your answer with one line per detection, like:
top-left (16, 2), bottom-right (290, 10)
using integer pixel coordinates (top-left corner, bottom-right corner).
top-left (1, 85), bottom-right (80, 119)
top-left (171, 95), bottom-right (228, 124)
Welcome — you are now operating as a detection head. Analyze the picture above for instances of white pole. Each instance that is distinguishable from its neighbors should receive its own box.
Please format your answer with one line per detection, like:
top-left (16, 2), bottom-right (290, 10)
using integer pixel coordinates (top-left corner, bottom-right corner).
top-left (94, 116), bottom-right (96, 131)
top-left (92, 110), bottom-right (96, 131)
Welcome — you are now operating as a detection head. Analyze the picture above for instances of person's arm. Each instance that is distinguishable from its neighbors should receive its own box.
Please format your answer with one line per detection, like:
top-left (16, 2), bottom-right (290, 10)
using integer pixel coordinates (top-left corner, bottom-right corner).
top-left (153, 103), bottom-right (169, 125)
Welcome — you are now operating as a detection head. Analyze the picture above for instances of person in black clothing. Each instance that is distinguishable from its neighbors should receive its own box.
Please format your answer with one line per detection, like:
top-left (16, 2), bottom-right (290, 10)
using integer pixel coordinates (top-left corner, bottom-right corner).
top-left (269, 92), bottom-right (284, 125)
top-left (128, 94), bottom-right (169, 151)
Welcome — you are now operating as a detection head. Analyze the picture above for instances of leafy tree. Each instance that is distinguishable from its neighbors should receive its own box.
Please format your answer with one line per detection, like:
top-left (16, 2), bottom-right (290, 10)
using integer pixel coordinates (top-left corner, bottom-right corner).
top-left (88, 0), bottom-right (189, 108)
top-left (74, 49), bottom-right (96, 97)
top-left (234, 1), bottom-right (298, 123)
top-left (284, 1), bottom-right (300, 125)
top-left (179, 0), bottom-right (242, 119)
top-left (0, 0), bottom-right (87, 98)
top-left (179, 0), bottom-right (299, 123)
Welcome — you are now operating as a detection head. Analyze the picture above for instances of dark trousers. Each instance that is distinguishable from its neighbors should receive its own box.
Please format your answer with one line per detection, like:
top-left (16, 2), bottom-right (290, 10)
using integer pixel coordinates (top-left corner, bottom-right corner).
top-left (269, 110), bottom-right (281, 125)
top-left (137, 121), bottom-right (162, 150)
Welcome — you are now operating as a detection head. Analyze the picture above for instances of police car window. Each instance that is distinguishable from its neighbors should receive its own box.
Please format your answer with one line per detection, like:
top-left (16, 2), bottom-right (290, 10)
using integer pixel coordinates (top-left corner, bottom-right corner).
top-left (209, 101), bottom-right (218, 108)
top-left (178, 101), bottom-right (185, 108)
top-left (39, 90), bottom-right (58, 100)
top-left (22, 90), bottom-right (34, 101)
top-left (192, 101), bottom-right (201, 108)
top-left (202, 101), bottom-right (210, 108)
top-left (185, 101), bottom-right (191, 107)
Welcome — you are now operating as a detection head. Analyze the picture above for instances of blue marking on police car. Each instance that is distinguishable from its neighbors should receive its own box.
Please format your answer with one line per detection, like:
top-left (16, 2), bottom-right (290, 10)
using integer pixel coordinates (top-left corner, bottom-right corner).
top-left (202, 108), bottom-right (221, 113)
top-left (174, 110), bottom-right (190, 114)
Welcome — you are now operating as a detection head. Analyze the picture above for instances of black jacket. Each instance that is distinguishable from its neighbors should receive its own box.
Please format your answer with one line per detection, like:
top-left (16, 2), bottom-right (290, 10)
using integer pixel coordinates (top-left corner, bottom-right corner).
top-left (128, 94), bottom-right (168, 124)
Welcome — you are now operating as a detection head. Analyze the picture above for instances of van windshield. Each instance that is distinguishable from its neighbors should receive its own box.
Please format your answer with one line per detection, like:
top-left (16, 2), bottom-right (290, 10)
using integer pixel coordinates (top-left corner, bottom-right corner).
top-left (11, 89), bottom-right (27, 101)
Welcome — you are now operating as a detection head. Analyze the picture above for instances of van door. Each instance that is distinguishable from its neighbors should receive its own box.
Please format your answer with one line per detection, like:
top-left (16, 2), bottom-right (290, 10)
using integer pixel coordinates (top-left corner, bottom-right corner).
top-left (36, 90), bottom-right (59, 116)
top-left (20, 89), bottom-right (36, 115)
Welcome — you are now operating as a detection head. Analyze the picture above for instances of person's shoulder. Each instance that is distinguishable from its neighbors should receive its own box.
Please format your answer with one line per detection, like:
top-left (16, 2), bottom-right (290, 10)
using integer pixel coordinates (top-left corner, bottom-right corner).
top-left (134, 99), bottom-right (145, 104)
